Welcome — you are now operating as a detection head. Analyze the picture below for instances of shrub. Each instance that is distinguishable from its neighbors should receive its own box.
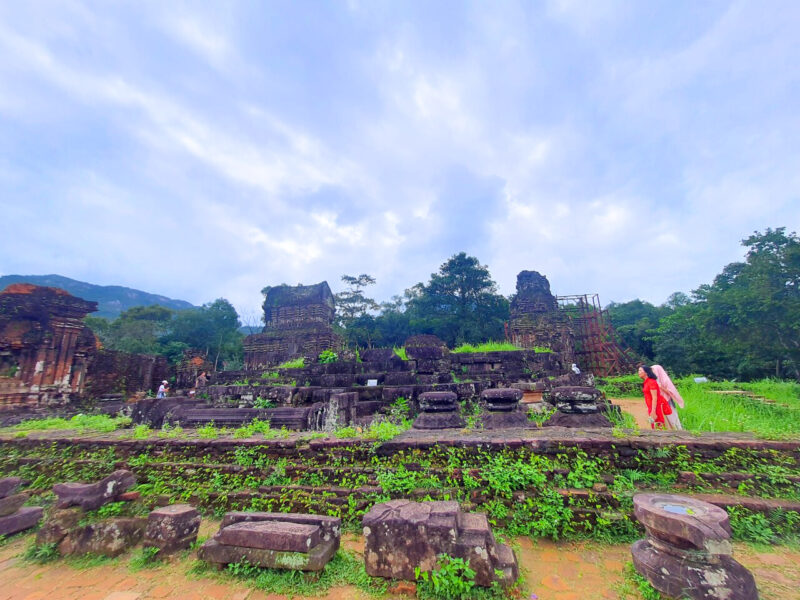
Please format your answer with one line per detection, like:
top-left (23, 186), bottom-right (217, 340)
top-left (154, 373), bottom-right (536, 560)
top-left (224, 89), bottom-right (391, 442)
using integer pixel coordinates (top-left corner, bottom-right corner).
top-left (318, 350), bottom-right (338, 364)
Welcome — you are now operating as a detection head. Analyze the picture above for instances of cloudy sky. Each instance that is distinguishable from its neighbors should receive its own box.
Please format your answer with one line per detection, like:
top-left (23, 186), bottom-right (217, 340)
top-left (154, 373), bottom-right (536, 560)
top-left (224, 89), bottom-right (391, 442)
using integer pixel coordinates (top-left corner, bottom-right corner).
top-left (1, 1), bottom-right (798, 319)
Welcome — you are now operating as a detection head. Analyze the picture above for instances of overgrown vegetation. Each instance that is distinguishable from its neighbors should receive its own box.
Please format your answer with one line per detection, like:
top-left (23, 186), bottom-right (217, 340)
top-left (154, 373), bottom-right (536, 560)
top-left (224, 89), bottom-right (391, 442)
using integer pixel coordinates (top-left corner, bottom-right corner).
top-left (2, 433), bottom-right (798, 549)
top-left (3, 414), bottom-right (131, 434)
top-left (220, 550), bottom-right (387, 597)
top-left (276, 357), bottom-right (305, 369)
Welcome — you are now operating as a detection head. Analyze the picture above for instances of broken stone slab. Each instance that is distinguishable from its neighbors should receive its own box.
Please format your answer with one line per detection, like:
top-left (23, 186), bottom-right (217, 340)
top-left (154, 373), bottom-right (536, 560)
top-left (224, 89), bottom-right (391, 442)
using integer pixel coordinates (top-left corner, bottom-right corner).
top-left (0, 492), bottom-right (29, 517)
top-left (0, 506), bottom-right (43, 537)
top-left (58, 517), bottom-right (146, 557)
top-left (631, 494), bottom-right (757, 600)
top-left (362, 499), bottom-right (518, 588)
top-left (143, 504), bottom-right (201, 554)
top-left (53, 469), bottom-right (136, 511)
top-left (220, 511), bottom-right (341, 547)
top-left (217, 521), bottom-right (322, 553)
top-left (37, 507), bottom-right (83, 546)
top-left (199, 511), bottom-right (342, 571)
top-left (0, 477), bottom-right (27, 499)
top-left (198, 537), bottom-right (337, 571)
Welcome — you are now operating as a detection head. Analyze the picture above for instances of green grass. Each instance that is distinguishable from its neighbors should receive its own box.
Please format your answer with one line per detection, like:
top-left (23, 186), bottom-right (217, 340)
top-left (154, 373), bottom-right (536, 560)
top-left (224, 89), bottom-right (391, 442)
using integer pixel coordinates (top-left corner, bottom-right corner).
top-left (393, 346), bottom-right (408, 360)
top-left (276, 357), bottom-right (305, 369)
top-left (451, 341), bottom-right (552, 353)
top-left (4, 414), bottom-right (131, 434)
top-left (219, 550), bottom-right (388, 597)
top-left (452, 341), bottom-right (520, 353)
top-left (600, 375), bottom-right (800, 439)
top-left (678, 378), bottom-right (800, 439)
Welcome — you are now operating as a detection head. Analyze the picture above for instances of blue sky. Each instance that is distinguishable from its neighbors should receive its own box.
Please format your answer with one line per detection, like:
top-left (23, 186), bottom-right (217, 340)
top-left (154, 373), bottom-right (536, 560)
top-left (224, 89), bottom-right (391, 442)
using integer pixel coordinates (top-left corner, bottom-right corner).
top-left (1, 1), bottom-right (798, 321)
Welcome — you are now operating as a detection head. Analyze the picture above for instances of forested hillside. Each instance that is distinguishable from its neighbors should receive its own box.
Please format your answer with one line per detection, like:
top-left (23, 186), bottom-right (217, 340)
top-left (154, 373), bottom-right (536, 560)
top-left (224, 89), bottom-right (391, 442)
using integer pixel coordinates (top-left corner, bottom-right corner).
top-left (0, 274), bottom-right (195, 319)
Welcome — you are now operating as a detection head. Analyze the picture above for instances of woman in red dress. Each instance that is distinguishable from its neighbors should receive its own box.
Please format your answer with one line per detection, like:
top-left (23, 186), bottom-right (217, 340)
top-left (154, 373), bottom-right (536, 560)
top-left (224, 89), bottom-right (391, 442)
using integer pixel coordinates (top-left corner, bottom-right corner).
top-left (638, 365), bottom-right (672, 429)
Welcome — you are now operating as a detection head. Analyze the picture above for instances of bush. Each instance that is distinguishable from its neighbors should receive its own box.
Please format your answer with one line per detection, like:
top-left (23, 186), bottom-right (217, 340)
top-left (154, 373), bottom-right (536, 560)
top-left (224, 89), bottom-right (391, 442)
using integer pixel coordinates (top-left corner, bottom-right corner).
top-left (318, 350), bottom-right (338, 363)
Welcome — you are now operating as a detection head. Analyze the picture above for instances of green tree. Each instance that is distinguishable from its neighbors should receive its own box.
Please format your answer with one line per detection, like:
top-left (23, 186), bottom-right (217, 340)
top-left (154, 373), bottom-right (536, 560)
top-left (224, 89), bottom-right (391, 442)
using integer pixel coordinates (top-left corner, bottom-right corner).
top-left (334, 274), bottom-right (380, 347)
top-left (653, 228), bottom-right (800, 379)
top-left (404, 252), bottom-right (510, 346)
top-left (606, 299), bottom-right (671, 360)
top-left (88, 305), bottom-right (173, 355)
top-left (165, 299), bottom-right (243, 369)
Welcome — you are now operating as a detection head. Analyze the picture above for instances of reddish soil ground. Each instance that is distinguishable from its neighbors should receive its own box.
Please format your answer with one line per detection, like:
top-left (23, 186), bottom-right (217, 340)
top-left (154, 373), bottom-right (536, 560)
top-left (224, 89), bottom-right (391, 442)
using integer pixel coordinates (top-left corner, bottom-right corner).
top-left (2, 525), bottom-right (799, 600)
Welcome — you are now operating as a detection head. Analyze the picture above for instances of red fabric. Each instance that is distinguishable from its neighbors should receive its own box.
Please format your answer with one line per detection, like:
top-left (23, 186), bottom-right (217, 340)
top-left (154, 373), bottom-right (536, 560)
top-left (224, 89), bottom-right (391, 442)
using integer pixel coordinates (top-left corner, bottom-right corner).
top-left (643, 377), bottom-right (672, 429)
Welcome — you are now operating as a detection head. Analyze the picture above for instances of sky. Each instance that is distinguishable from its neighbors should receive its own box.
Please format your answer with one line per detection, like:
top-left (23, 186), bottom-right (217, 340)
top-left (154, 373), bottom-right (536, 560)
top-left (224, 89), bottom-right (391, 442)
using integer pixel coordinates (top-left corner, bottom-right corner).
top-left (1, 1), bottom-right (798, 321)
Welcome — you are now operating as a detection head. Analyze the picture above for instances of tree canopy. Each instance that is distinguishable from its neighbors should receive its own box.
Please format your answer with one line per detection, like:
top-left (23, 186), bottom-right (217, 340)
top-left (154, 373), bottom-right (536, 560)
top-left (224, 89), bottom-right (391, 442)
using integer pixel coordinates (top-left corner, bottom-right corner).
top-left (85, 298), bottom-right (243, 368)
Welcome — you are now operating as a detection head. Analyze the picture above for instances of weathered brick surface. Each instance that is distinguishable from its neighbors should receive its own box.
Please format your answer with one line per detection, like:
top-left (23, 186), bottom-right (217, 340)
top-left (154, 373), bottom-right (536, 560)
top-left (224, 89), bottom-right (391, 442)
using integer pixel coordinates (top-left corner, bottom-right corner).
top-left (362, 500), bottom-right (518, 587)
top-left (59, 517), bottom-right (146, 557)
top-left (217, 521), bottom-right (321, 553)
top-left (143, 504), bottom-right (200, 554)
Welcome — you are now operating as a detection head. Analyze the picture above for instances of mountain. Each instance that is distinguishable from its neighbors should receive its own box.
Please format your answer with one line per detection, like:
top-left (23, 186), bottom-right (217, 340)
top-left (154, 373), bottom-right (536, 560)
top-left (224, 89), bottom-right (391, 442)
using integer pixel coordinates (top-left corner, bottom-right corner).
top-left (0, 274), bottom-right (196, 319)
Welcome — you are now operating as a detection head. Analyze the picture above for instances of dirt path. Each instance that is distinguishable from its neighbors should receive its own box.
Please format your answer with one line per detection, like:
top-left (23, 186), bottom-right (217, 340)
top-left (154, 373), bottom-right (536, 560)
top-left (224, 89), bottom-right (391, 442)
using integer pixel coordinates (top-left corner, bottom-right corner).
top-left (610, 397), bottom-right (651, 429)
top-left (2, 527), bottom-right (799, 600)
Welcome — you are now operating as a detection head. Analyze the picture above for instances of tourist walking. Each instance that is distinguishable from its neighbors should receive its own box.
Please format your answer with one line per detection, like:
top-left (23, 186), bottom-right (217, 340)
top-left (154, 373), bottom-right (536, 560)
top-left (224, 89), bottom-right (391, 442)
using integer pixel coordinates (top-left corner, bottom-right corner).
top-left (651, 364), bottom-right (684, 430)
top-left (157, 380), bottom-right (168, 399)
top-left (638, 365), bottom-right (672, 429)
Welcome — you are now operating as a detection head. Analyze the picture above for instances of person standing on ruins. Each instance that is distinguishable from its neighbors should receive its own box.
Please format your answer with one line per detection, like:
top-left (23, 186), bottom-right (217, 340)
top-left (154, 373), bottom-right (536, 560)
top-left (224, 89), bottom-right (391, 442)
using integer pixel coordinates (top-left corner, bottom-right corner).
top-left (638, 365), bottom-right (672, 429)
top-left (157, 380), bottom-right (168, 399)
top-left (195, 371), bottom-right (208, 388)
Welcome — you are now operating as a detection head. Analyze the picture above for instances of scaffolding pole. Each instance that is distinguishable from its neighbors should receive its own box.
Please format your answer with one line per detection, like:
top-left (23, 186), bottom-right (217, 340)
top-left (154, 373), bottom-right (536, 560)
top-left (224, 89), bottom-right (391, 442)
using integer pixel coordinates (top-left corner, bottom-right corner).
top-left (556, 293), bottom-right (636, 377)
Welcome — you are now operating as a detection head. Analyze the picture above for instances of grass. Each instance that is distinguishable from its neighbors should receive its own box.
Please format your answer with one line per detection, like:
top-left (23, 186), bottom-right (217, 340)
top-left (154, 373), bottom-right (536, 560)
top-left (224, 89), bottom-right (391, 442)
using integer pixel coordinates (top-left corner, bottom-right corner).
top-left (217, 550), bottom-right (388, 597)
top-left (451, 341), bottom-right (520, 353)
top-left (4, 414), bottom-right (131, 434)
top-left (600, 375), bottom-right (800, 439)
top-left (393, 346), bottom-right (408, 360)
top-left (276, 357), bottom-right (305, 369)
top-left (451, 341), bottom-right (553, 353)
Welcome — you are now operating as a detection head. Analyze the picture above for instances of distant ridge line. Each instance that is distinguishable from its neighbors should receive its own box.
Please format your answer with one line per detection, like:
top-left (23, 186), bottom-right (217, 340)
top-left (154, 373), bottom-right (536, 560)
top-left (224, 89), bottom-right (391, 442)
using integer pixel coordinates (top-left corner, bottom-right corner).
top-left (0, 273), bottom-right (196, 320)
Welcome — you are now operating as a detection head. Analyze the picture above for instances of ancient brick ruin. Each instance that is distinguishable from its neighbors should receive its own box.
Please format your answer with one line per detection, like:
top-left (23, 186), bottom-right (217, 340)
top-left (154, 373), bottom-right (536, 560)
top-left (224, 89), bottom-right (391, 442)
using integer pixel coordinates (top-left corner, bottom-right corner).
top-left (509, 270), bottom-right (576, 361)
top-left (0, 284), bottom-right (170, 418)
top-left (243, 282), bottom-right (343, 368)
top-left (0, 284), bottom-right (98, 408)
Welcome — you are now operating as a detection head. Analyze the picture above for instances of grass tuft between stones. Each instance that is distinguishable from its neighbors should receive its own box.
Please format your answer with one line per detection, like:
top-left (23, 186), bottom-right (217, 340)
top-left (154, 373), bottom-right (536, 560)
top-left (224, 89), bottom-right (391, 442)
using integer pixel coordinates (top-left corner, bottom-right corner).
top-left (200, 550), bottom-right (389, 597)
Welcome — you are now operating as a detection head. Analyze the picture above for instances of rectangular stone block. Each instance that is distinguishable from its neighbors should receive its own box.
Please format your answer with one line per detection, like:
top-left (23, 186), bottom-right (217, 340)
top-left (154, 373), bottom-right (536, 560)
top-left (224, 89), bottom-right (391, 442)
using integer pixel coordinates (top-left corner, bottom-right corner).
top-left (217, 521), bottom-right (321, 553)
top-left (198, 537), bottom-right (337, 571)
top-left (144, 504), bottom-right (201, 554)
top-left (221, 511), bottom-right (341, 546)
top-left (0, 506), bottom-right (43, 536)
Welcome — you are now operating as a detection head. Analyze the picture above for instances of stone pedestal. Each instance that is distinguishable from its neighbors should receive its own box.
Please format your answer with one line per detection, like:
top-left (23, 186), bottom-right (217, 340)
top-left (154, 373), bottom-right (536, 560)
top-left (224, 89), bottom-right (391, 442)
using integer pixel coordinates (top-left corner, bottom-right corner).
top-left (631, 493), bottom-right (758, 600)
top-left (479, 388), bottom-right (528, 429)
top-left (144, 504), bottom-right (201, 554)
top-left (362, 500), bottom-right (518, 588)
top-left (543, 386), bottom-right (612, 428)
top-left (198, 511), bottom-right (341, 571)
top-left (412, 391), bottom-right (465, 429)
